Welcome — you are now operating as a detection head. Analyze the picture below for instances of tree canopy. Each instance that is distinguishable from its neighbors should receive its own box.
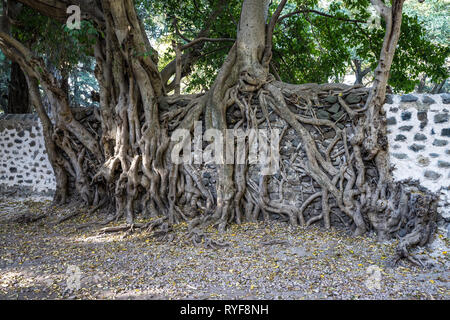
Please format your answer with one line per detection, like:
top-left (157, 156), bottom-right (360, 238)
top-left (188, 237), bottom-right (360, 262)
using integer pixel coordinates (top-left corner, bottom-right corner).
top-left (1, 0), bottom-right (448, 113)
top-left (138, 0), bottom-right (449, 93)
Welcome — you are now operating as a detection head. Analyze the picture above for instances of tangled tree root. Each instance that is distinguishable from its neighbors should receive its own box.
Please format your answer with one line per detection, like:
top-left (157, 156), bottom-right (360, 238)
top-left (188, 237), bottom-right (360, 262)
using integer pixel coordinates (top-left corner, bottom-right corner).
top-left (97, 217), bottom-right (168, 235)
top-left (75, 78), bottom-right (438, 266)
top-left (10, 75), bottom-right (437, 267)
top-left (391, 186), bottom-right (439, 267)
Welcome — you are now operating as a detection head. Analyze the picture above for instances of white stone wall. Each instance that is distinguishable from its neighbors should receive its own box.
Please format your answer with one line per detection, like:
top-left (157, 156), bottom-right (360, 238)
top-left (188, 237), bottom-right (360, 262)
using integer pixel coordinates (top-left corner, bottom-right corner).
top-left (0, 114), bottom-right (56, 195)
top-left (384, 93), bottom-right (450, 229)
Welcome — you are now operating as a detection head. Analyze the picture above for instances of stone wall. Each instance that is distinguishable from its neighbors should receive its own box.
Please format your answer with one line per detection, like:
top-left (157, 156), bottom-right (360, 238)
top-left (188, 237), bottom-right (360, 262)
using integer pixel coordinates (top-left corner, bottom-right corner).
top-left (0, 93), bottom-right (448, 234)
top-left (385, 93), bottom-right (450, 234)
top-left (0, 114), bottom-right (56, 196)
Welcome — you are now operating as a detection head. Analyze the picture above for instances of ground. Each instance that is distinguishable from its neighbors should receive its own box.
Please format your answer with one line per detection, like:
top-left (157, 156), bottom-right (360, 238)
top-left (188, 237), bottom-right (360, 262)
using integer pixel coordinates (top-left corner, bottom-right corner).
top-left (0, 196), bottom-right (448, 300)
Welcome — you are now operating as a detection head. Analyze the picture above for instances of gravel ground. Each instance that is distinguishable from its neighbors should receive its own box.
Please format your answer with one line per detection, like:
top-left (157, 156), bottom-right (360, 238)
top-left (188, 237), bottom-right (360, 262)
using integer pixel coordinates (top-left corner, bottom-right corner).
top-left (0, 196), bottom-right (448, 300)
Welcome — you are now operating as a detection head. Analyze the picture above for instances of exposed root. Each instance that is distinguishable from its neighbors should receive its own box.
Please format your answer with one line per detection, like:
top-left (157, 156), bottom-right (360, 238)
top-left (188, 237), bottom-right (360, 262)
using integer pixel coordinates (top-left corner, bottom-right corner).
top-left (189, 228), bottom-right (231, 249)
top-left (20, 71), bottom-right (438, 264)
top-left (260, 239), bottom-right (290, 246)
top-left (188, 217), bottom-right (230, 248)
top-left (391, 188), bottom-right (438, 268)
top-left (11, 212), bottom-right (47, 224)
top-left (53, 211), bottom-right (82, 225)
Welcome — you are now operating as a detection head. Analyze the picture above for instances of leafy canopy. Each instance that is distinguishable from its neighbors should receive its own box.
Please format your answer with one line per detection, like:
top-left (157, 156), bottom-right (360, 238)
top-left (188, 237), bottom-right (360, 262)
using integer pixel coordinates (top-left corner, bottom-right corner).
top-left (0, 0), bottom-right (448, 105)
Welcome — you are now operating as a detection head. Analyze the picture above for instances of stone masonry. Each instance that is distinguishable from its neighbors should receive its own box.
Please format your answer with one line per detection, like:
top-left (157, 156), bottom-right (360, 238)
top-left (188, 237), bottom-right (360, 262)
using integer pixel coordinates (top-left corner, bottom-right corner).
top-left (0, 114), bottom-right (56, 196)
top-left (385, 94), bottom-right (450, 230)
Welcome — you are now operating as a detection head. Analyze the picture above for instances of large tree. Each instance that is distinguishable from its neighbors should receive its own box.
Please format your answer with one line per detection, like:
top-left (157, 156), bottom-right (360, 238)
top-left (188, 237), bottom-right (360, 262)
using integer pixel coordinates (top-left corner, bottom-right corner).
top-left (0, 0), bottom-right (30, 113)
top-left (0, 0), bottom-right (440, 265)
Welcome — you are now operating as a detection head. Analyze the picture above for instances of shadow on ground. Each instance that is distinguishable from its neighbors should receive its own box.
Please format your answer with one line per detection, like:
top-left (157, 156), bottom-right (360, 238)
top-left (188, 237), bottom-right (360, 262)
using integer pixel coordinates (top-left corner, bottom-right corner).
top-left (0, 196), bottom-right (448, 300)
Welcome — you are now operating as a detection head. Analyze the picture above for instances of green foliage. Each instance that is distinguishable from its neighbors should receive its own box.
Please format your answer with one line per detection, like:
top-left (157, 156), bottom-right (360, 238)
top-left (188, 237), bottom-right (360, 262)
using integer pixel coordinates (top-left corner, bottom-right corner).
top-left (401, 0), bottom-right (449, 92)
top-left (404, 0), bottom-right (449, 47)
top-left (10, 7), bottom-right (99, 107)
top-left (138, 0), bottom-right (241, 92)
top-left (390, 13), bottom-right (449, 92)
top-left (137, 0), bottom-right (448, 93)
top-left (275, 0), bottom-right (448, 92)
top-left (14, 7), bottom-right (98, 75)
top-left (0, 0), bottom-right (447, 99)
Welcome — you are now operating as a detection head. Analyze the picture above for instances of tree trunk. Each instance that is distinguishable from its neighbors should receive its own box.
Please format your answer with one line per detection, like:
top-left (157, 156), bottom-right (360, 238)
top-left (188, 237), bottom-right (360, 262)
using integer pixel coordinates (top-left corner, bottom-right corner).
top-left (431, 79), bottom-right (446, 94)
top-left (7, 62), bottom-right (30, 113)
top-left (417, 74), bottom-right (426, 93)
top-left (352, 59), bottom-right (371, 86)
top-left (1, 0), bottom-right (30, 114)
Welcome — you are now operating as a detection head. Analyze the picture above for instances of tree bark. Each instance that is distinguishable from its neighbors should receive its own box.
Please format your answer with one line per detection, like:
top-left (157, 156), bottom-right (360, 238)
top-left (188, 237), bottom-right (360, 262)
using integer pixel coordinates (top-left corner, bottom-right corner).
top-left (6, 62), bottom-right (30, 113)
top-left (352, 59), bottom-right (371, 85)
top-left (1, 0), bottom-right (30, 114)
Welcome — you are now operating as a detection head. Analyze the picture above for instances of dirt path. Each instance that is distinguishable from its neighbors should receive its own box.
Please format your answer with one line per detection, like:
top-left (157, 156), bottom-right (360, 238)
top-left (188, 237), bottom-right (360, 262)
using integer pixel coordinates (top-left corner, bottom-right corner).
top-left (0, 196), bottom-right (448, 300)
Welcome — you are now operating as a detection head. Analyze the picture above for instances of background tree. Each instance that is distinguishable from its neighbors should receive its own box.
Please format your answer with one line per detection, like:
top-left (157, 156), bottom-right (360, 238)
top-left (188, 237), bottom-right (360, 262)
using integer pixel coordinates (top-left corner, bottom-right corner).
top-left (0, 0), bottom-right (99, 113)
top-left (144, 0), bottom-right (448, 93)
top-left (0, 0), bottom-right (29, 114)
top-left (404, 0), bottom-right (449, 92)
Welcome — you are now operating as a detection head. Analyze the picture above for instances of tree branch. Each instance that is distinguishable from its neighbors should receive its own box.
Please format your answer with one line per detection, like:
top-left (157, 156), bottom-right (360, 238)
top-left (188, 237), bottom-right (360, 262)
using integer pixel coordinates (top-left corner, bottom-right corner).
top-left (278, 9), bottom-right (366, 24)
top-left (161, 0), bottom-right (228, 92)
top-left (172, 17), bottom-right (192, 43)
top-left (262, 0), bottom-right (287, 67)
top-left (179, 37), bottom-right (235, 51)
top-left (369, 0), bottom-right (391, 20)
top-left (15, 0), bottom-right (103, 24)
top-left (0, 30), bottom-right (103, 160)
